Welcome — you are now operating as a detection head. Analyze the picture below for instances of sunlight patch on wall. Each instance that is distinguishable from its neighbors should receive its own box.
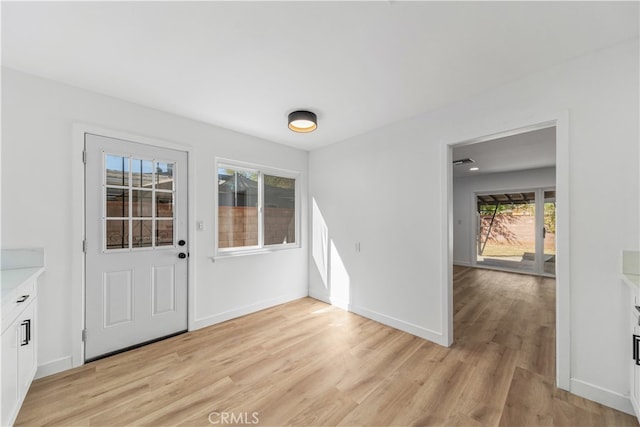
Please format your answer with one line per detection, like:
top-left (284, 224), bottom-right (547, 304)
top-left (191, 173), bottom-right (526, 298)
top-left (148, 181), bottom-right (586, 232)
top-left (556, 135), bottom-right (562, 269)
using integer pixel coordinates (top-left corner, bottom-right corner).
top-left (329, 240), bottom-right (350, 308)
top-left (312, 198), bottom-right (329, 288)
top-left (312, 197), bottom-right (351, 310)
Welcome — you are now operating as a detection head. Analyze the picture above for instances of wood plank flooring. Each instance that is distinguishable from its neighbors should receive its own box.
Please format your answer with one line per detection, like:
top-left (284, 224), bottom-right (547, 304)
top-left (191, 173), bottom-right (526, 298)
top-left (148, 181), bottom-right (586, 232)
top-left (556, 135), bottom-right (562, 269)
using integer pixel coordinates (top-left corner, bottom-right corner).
top-left (16, 266), bottom-right (638, 426)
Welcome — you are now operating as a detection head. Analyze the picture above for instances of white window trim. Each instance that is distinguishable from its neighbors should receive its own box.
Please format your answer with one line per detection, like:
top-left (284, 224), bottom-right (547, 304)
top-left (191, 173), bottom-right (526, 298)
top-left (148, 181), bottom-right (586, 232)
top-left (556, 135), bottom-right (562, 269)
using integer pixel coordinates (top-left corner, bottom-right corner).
top-left (214, 158), bottom-right (301, 258)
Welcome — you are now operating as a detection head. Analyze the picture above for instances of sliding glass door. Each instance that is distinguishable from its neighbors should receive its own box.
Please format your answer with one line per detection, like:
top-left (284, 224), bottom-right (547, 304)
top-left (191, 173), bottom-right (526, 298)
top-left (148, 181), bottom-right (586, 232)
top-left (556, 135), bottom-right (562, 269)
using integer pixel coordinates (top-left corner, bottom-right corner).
top-left (542, 190), bottom-right (556, 275)
top-left (475, 188), bottom-right (555, 276)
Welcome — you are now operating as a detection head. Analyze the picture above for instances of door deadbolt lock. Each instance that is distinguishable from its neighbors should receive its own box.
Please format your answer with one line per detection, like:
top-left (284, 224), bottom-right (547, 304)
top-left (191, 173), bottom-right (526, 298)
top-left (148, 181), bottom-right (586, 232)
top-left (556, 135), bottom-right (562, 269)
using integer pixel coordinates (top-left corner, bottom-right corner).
top-left (178, 240), bottom-right (186, 246)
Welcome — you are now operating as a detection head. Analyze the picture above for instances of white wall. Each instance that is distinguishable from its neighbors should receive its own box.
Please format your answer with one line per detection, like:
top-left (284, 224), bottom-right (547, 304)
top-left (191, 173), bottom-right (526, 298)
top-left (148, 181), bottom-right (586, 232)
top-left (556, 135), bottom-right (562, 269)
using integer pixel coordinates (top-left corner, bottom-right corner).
top-left (309, 38), bottom-right (639, 411)
top-left (1, 68), bottom-right (309, 375)
top-left (453, 167), bottom-right (556, 266)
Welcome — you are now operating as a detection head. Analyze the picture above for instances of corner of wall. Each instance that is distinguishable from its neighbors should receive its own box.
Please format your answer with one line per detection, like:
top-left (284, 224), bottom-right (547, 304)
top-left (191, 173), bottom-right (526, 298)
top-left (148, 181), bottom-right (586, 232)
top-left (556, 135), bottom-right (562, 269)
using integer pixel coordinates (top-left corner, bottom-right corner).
top-left (36, 356), bottom-right (73, 380)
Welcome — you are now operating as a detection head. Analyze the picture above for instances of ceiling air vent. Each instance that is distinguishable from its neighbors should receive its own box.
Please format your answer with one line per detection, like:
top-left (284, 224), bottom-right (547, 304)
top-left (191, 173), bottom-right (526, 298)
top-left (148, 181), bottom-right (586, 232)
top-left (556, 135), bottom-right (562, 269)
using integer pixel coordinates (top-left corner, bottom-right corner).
top-left (452, 158), bottom-right (475, 166)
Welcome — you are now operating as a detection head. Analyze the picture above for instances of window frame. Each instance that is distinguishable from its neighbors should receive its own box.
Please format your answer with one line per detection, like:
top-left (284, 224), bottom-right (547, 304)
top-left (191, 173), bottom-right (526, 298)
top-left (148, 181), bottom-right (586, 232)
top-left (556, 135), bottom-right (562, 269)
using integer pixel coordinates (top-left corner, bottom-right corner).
top-left (214, 158), bottom-right (301, 257)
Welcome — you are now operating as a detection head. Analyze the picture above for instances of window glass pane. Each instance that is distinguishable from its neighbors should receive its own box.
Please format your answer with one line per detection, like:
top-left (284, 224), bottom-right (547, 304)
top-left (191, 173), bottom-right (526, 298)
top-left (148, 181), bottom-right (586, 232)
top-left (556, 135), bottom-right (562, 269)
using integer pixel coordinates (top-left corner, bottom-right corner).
top-left (106, 188), bottom-right (129, 217)
top-left (218, 168), bottom-right (258, 249)
top-left (156, 220), bottom-right (174, 246)
top-left (156, 192), bottom-right (173, 218)
top-left (106, 155), bottom-right (129, 186)
top-left (476, 193), bottom-right (535, 273)
top-left (543, 191), bottom-right (556, 276)
top-left (131, 190), bottom-right (153, 217)
top-left (156, 162), bottom-right (174, 191)
top-left (106, 220), bottom-right (129, 249)
top-left (132, 220), bottom-right (153, 248)
top-left (132, 159), bottom-right (154, 188)
top-left (264, 175), bottom-right (296, 245)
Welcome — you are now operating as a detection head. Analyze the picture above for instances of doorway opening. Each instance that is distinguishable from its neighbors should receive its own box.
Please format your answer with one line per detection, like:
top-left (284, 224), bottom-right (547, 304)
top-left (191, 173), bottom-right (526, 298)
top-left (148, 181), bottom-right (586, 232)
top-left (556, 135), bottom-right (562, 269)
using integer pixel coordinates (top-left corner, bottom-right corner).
top-left (447, 117), bottom-right (569, 390)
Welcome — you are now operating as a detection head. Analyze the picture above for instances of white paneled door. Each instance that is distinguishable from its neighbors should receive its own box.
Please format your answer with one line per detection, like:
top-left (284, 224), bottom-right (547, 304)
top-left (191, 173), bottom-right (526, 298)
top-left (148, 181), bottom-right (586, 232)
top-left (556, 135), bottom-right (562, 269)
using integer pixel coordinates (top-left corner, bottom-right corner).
top-left (84, 134), bottom-right (188, 361)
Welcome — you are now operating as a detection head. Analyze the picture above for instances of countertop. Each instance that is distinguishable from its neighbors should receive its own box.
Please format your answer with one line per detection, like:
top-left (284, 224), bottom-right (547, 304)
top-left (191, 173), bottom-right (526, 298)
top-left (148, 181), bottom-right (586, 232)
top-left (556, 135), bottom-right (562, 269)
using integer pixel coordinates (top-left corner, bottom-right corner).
top-left (1, 248), bottom-right (45, 305)
top-left (1, 267), bottom-right (45, 301)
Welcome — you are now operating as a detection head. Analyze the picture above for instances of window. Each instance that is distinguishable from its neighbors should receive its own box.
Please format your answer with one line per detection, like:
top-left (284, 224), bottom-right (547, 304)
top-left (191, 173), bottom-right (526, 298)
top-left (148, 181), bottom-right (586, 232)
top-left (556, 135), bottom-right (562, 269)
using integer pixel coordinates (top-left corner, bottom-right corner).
top-left (104, 154), bottom-right (175, 251)
top-left (216, 160), bottom-right (299, 255)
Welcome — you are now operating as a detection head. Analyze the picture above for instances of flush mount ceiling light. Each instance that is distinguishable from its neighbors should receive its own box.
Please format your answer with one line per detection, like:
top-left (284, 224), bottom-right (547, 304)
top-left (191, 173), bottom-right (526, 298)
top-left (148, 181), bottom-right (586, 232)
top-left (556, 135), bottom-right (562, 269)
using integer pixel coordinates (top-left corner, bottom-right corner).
top-left (288, 110), bottom-right (317, 133)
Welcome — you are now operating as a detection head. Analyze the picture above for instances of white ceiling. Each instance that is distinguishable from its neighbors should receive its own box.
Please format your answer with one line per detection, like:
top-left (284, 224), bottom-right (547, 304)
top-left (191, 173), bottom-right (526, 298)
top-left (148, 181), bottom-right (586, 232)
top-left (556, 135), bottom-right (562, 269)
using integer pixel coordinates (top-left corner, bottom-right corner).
top-left (452, 126), bottom-right (556, 179)
top-left (2, 1), bottom-right (638, 151)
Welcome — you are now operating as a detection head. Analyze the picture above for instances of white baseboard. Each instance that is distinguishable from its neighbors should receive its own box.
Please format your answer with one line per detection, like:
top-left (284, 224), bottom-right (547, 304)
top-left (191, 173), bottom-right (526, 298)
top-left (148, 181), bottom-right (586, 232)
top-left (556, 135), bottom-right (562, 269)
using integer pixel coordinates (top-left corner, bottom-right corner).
top-left (570, 378), bottom-right (635, 416)
top-left (36, 356), bottom-right (73, 379)
top-left (192, 291), bottom-right (308, 330)
top-left (308, 290), bottom-right (350, 311)
top-left (350, 304), bottom-right (447, 346)
top-left (453, 260), bottom-right (471, 267)
top-left (308, 291), bottom-right (446, 346)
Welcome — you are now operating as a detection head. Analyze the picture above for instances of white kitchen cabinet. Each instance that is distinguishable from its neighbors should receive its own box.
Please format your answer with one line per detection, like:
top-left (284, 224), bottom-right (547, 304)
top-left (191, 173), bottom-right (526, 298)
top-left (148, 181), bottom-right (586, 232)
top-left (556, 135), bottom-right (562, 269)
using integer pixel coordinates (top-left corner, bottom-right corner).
top-left (631, 308), bottom-right (640, 417)
top-left (1, 286), bottom-right (38, 426)
top-left (1, 319), bottom-right (19, 426)
top-left (1, 289), bottom-right (37, 426)
top-left (624, 250), bottom-right (640, 423)
top-left (18, 299), bottom-right (37, 399)
top-left (1, 249), bottom-right (44, 427)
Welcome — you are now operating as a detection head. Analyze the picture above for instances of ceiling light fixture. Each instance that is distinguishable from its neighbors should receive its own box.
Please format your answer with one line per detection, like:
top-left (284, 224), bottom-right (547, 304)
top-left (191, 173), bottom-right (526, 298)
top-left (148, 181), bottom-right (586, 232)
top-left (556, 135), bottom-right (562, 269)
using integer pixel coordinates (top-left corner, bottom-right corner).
top-left (469, 167), bottom-right (479, 171)
top-left (453, 158), bottom-right (475, 165)
top-left (288, 110), bottom-right (317, 133)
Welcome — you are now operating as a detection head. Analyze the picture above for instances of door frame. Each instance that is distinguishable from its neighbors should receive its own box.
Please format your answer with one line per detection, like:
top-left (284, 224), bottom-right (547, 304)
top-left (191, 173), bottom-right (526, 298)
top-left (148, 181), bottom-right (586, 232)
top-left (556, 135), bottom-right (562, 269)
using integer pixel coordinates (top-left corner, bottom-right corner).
top-left (71, 123), bottom-right (196, 368)
top-left (441, 110), bottom-right (570, 391)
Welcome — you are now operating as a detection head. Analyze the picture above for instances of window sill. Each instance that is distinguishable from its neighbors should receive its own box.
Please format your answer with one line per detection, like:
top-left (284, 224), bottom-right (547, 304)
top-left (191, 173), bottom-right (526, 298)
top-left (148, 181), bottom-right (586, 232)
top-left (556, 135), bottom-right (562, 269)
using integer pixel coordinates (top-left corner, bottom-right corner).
top-left (212, 245), bottom-right (301, 261)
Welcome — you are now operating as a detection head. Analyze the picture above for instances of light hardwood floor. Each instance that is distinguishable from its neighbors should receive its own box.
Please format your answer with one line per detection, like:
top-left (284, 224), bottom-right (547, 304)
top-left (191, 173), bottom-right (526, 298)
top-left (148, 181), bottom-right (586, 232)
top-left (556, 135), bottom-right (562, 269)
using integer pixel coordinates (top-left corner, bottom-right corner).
top-left (16, 266), bottom-right (638, 426)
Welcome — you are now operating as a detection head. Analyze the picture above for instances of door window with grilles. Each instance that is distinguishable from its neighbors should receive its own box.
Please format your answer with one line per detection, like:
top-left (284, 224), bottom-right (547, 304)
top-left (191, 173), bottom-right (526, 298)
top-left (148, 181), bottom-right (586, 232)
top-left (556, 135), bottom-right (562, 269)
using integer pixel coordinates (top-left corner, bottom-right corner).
top-left (104, 154), bottom-right (176, 250)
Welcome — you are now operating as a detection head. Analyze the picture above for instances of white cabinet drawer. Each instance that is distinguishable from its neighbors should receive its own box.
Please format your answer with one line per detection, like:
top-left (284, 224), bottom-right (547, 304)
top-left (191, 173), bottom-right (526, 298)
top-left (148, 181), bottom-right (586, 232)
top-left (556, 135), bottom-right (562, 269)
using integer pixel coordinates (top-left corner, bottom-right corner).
top-left (1, 279), bottom-right (36, 334)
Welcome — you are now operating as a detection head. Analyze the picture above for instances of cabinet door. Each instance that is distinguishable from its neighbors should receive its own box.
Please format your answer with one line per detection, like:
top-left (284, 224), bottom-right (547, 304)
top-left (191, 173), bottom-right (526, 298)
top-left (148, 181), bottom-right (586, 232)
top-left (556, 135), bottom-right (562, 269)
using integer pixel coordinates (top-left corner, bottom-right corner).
top-left (632, 312), bottom-right (640, 417)
top-left (18, 299), bottom-right (37, 396)
top-left (1, 323), bottom-right (19, 426)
